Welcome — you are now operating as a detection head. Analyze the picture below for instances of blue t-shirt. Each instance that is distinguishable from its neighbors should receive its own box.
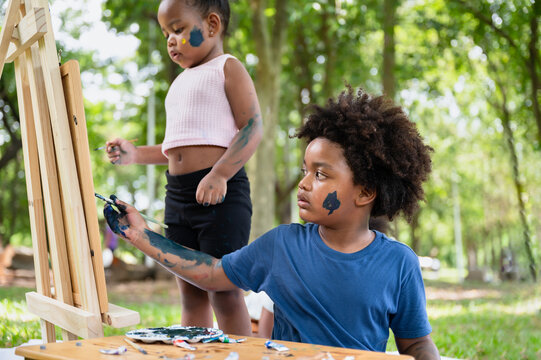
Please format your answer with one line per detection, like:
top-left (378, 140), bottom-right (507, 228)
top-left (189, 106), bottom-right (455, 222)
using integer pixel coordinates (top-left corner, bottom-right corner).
top-left (221, 223), bottom-right (431, 352)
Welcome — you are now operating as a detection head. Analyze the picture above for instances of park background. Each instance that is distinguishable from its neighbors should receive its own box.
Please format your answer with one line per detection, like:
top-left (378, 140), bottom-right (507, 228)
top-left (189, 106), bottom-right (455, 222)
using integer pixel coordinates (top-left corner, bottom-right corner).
top-left (0, 0), bottom-right (540, 359)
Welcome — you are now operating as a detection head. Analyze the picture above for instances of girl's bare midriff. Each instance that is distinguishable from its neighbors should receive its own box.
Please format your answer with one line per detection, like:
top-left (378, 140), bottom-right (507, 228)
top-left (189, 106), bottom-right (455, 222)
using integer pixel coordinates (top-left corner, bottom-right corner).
top-left (167, 145), bottom-right (227, 176)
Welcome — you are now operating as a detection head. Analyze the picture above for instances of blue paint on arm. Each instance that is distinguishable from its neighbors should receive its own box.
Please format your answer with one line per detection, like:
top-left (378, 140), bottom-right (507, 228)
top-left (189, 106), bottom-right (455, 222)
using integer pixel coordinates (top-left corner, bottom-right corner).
top-left (323, 191), bottom-right (341, 215)
top-left (144, 229), bottom-right (214, 267)
top-left (189, 26), bottom-right (204, 47)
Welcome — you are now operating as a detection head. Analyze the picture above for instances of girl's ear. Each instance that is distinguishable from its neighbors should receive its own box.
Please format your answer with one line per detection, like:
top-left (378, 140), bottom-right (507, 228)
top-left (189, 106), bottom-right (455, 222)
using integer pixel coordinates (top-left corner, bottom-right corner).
top-left (207, 12), bottom-right (221, 37)
top-left (356, 188), bottom-right (376, 207)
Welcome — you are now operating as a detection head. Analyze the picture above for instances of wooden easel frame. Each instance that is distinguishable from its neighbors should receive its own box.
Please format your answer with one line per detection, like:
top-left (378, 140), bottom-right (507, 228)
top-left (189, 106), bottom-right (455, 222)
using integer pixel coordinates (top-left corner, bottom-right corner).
top-left (0, 0), bottom-right (139, 341)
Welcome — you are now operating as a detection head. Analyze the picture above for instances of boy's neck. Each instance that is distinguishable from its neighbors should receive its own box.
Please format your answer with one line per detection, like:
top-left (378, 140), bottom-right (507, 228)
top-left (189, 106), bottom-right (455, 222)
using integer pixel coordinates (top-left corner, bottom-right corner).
top-left (317, 224), bottom-right (375, 254)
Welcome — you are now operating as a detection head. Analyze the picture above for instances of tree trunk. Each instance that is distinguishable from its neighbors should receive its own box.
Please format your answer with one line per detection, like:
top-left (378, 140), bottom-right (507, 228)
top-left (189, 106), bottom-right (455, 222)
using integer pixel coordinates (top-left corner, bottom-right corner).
top-left (381, 0), bottom-right (398, 238)
top-left (528, 0), bottom-right (541, 145)
top-left (247, 0), bottom-right (288, 240)
top-left (491, 64), bottom-right (538, 281)
top-left (409, 210), bottom-right (420, 254)
top-left (382, 0), bottom-right (397, 100)
top-left (500, 103), bottom-right (537, 281)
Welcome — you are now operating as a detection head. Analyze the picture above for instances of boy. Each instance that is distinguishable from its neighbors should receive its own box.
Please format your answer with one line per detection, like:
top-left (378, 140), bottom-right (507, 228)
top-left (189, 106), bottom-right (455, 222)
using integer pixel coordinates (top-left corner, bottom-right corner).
top-left (104, 86), bottom-right (440, 359)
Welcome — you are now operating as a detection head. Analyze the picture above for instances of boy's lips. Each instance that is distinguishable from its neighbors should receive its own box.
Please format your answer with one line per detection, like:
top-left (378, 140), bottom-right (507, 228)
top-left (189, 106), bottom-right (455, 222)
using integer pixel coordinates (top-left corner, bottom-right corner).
top-left (297, 193), bottom-right (310, 208)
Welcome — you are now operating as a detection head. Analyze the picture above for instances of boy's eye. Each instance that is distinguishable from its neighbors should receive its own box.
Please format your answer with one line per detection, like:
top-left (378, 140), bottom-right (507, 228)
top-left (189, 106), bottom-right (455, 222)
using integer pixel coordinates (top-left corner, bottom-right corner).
top-left (173, 28), bottom-right (183, 34)
top-left (315, 171), bottom-right (326, 179)
top-left (301, 168), bottom-right (307, 176)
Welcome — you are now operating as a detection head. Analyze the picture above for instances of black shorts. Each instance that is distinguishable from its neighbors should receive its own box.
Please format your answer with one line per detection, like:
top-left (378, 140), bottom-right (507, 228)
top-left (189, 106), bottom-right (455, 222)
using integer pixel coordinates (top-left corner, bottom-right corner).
top-left (164, 167), bottom-right (252, 259)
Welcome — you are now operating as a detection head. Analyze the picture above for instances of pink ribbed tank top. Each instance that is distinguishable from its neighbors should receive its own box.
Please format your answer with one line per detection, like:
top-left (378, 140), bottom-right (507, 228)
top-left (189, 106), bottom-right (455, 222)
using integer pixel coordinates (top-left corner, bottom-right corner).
top-left (161, 54), bottom-right (238, 156)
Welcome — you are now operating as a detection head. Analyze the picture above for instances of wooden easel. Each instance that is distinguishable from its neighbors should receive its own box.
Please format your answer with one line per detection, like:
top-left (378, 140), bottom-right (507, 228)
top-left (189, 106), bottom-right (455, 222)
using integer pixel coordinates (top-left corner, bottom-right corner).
top-left (0, 0), bottom-right (139, 341)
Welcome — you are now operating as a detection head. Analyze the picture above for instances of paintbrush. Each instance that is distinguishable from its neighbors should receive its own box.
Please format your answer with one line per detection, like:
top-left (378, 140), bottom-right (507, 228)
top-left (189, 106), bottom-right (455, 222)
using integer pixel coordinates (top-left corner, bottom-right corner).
top-left (95, 193), bottom-right (168, 229)
top-left (124, 338), bottom-right (148, 355)
top-left (94, 138), bottom-right (138, 151)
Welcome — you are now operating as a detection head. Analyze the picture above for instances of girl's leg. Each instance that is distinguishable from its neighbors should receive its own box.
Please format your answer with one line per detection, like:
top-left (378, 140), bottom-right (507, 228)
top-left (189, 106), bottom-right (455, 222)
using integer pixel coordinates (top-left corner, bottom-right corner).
top-left (209, 288), bottom-right (252, 336)
top-left (176, 277), bottom-right (213, 328)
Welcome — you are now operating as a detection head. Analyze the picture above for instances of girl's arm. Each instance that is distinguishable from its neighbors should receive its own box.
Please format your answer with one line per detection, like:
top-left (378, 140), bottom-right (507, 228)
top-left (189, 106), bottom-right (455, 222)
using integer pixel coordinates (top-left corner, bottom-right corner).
top-left (104, 198), bottom-right (236, 291)
top-left (106, 138), bottom-right (168, 165)
top-left (195, 58), bottom-right (263, 205)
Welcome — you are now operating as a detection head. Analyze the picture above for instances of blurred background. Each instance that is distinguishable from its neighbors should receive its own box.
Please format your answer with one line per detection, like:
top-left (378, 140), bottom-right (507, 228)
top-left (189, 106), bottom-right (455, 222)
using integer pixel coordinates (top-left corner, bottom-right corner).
top-left (0, 1), bottom-right (540, 358)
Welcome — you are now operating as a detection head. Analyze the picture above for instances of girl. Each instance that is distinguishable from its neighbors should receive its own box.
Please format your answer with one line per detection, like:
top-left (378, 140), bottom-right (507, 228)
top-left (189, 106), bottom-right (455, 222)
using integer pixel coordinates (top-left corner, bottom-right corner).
top-left (106, 0), bottom-right (262, 336)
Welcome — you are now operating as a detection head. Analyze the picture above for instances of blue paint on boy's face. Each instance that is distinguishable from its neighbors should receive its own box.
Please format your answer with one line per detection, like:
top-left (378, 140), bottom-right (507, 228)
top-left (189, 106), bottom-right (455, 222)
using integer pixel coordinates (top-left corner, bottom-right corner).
top-left (189, 26), bottom-right (204, 47)
top-left (323, 191), bottom-right (341, 215)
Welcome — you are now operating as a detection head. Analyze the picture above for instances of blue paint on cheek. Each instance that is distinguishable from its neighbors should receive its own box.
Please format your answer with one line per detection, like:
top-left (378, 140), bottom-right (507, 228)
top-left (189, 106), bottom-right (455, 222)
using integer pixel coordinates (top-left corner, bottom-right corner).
top-left (103, 204), bottom-right (126, 237)
top-left (189, 27), bottom-right (204, 47)
top-left (322, 191), bottom-right (341, 215)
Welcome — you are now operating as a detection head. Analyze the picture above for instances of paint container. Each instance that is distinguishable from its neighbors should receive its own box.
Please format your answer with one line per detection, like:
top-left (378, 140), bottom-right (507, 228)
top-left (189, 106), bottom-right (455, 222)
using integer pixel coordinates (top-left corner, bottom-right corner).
top-left (264, 340), bottom-right (289, 352)
top-left (219, 336), bottom-right (246, 343)
top-left (173, 338), bottom-right (197, 350)
top-left (99, 346), bottom-right (127, 355)
top-left (202, 335), bottom-right (246, 344)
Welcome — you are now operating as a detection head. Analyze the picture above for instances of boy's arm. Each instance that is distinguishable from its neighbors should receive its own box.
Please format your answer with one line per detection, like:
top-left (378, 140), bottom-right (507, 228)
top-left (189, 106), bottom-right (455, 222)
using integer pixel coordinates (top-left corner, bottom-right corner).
top-left (106, 139), bottom-right (168, 165)
top-left (395, 335), bottom-right (440, 360)
top-left (195, 57), bottom-right (263, 206)
top-left (104, 198), bottom-right (237, 291)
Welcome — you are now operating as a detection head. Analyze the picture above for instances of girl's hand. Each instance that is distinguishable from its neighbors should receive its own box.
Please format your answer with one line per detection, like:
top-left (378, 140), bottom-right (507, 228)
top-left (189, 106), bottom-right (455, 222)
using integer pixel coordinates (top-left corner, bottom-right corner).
top-left (106, 138), bottom-right (137, 165)
top-left (196, 172), bottom-right (227, 206)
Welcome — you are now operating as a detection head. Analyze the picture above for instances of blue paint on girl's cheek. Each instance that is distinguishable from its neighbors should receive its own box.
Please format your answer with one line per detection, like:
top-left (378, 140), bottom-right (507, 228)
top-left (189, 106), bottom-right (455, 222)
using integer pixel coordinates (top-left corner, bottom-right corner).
top-left (144, 229), bottom-right (213, 266)
top-left (322, 191), bottom-right (341, 215)
top-left (189, 27), bottom-right (204, 47)
top-left (103, 204), bottom-right (126, 237)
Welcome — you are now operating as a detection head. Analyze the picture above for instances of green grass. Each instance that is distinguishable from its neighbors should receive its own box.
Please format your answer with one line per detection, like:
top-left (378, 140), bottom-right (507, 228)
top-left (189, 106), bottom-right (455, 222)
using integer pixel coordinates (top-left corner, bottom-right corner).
top-left (2, 280), bottom-right (541, 359)
top-left (0, 285), bottom-right (182, 348)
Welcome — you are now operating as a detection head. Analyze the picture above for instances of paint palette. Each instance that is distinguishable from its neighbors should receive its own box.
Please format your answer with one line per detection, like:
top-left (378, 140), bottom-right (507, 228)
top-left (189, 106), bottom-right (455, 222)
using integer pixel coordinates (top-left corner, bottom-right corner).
top-left (126, 325), bottom-right (223, 344)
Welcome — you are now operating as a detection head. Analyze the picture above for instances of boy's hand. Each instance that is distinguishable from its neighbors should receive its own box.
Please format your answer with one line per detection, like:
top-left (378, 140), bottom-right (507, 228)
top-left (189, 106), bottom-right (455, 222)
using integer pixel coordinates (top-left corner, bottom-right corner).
top-left (103, 196), bottom-right (149, 245)
top-left (106, 138), bottom-right (137, 165)
top-left (196, 172), bottom-right (227, 206)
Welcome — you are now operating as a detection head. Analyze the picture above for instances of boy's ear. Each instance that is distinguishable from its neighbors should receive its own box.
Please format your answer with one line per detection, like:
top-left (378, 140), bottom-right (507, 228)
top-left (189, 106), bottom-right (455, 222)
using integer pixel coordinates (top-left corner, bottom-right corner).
top-left (356, 188), bottom-right (376, 207)
top-left (207, 12), bottom-right (221, 37)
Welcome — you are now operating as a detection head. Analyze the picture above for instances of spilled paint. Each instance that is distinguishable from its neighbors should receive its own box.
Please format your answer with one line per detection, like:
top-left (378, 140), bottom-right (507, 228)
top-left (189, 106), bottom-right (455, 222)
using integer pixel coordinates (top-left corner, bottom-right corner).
top-left (322, 191), bottom-right (340, 215)
top-left (144, 229), bottom-right (214, 267)
top-left (189, 26), bottom-right (204, 47)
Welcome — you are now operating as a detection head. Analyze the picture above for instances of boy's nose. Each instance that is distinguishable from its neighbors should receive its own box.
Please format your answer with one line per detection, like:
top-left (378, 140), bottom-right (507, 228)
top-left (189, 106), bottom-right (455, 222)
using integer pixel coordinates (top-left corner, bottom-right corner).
top-left (298, 176), bottom-right (310, 191)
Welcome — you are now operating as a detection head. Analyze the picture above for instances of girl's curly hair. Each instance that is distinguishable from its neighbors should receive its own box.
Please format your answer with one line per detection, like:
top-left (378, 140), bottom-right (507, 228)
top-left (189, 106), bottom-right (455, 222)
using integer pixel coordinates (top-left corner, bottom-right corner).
top-left (295, 86), bottom-right (433, 221)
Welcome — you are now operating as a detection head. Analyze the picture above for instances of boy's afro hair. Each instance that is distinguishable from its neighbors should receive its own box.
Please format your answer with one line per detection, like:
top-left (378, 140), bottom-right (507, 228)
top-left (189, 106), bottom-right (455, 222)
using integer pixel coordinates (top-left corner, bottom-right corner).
top-left (295, 86), bottom-right (433, 221)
